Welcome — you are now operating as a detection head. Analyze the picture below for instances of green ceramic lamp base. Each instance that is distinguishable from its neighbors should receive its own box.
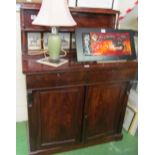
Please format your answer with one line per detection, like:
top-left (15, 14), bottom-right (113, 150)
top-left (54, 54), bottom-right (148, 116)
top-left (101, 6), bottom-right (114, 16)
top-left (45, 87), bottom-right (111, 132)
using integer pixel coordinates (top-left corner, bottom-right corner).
top-left (48, 27), bottom-right (61, 63)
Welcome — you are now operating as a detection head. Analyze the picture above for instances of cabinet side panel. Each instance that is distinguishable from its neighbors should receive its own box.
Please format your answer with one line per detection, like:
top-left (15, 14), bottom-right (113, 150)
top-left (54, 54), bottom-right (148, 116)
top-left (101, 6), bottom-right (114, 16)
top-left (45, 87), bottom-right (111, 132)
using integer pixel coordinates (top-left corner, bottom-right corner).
top-left (27, 91), bottom-right (40, 151)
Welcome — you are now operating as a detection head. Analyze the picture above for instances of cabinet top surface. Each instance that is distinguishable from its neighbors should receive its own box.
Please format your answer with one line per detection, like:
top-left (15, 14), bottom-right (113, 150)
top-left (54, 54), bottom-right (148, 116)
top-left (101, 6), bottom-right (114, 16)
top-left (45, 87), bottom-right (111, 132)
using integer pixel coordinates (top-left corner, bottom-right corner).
top-left (22, 52), bottom-right (137, 75)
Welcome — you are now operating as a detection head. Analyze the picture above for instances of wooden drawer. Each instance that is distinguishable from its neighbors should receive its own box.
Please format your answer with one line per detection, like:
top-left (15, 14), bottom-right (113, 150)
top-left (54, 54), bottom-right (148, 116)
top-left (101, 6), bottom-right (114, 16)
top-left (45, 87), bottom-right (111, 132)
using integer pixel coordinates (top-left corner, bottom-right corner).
top-left (87, 68), bottom-right (136, 84)
top-left (26, 71), bottom-right (86, 89)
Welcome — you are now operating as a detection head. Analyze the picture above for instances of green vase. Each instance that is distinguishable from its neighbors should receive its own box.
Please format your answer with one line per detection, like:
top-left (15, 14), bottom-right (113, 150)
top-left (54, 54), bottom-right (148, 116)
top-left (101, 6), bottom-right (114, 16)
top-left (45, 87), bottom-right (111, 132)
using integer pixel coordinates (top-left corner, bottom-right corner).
top-left (48, 33), bottom-right (61, 62)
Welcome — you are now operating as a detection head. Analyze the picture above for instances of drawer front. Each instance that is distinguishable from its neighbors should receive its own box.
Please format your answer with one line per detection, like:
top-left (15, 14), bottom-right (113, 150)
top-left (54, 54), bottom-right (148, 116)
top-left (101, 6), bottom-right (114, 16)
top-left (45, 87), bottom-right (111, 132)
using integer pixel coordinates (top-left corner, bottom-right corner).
top-left (87, 68), bottom-right (136, 84)
top-left (26, 72), bottom-right (86, 89)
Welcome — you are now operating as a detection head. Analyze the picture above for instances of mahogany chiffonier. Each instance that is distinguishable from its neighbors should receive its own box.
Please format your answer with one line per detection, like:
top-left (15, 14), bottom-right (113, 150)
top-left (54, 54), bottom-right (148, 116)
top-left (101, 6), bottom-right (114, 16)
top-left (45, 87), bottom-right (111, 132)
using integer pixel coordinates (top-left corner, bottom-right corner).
top-left (20, 3), bottom-right (137, 155)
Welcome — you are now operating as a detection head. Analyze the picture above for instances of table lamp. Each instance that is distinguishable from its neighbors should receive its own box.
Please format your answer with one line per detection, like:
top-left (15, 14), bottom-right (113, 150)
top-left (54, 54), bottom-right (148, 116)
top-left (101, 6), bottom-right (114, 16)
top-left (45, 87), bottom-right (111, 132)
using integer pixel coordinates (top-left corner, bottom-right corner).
top-left (32, 0), bottom-right (77, 63)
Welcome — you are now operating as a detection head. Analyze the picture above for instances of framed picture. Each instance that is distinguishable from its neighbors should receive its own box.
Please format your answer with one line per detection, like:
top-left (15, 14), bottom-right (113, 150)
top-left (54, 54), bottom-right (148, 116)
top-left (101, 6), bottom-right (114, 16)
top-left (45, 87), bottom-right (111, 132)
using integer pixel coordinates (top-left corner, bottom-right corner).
top-left (27, 32), bottom-right (41, 50)
top-left (123, 106), bottom-right (135, 131)
top-left (133, 31), bottom-right (138, 56)
top-left (75, 28), bottom-right (137, 62)
top-left (71, 33), bottom-right (76, 49)
top-left (60, 33), bottom-right (70, 49)
top-left (43, 32), bottom-right (70, 50)
top-left (68, 0), bottom-right (76, 7)
top-left (77, 0), bottom-right (113, 9)
top-left (43, 32), bottom-right (50, 50)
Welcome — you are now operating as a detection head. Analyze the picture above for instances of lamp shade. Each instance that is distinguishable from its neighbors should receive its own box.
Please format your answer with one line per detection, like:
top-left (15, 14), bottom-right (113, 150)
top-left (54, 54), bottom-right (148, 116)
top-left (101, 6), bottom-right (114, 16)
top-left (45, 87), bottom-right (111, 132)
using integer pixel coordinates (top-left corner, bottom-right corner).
top-left (32, 0), bottom-right (77, 27)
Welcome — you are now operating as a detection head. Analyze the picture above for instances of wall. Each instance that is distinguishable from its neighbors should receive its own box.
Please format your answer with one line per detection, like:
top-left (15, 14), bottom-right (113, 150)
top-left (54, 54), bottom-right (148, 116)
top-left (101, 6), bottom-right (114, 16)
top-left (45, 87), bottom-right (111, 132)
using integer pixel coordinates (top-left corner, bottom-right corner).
top-left (16, 11), bottom-right (28, 122)
top-left (16, 0), bottom-right (138, 122)
top-left (118, 0), bottom-right (138, 30)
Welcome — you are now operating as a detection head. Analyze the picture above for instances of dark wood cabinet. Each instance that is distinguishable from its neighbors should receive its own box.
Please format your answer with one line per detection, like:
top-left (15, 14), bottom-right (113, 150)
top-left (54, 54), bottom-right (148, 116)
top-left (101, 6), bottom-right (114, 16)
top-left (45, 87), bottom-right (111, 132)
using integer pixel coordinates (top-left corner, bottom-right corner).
top-left (25, 61), bottom-right (137, 155)
top-left (84, 83), bottom-right (128, 142)
top-left (28, 87), bottom-right (84, 151)
top-left (19, 3), bottom-right (137, 155)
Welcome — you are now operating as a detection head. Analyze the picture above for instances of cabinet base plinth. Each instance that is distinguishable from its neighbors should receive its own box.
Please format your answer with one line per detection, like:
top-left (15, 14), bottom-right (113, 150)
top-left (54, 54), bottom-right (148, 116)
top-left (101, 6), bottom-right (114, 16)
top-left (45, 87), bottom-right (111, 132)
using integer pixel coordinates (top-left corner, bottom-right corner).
top-left (29, 133), bottom-right (123, 155)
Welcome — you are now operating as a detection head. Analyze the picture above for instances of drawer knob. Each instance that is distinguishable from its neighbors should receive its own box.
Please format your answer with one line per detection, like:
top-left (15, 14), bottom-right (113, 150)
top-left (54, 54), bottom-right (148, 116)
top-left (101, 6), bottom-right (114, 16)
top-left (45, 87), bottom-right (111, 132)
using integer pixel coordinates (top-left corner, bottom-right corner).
top-left (85, 115), bottom-right (88, 119)
top-left (57, 73), bottom-right (60, 77)
top-left (111, 69), bottom-right (115, 72)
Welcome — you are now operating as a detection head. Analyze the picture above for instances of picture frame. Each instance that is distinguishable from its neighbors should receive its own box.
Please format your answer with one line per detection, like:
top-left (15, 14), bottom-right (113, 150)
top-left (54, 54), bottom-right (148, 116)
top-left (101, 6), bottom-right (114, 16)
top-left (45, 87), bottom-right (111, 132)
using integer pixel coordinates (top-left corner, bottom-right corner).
top-left (43, 32), bottom-right (70, 50)
top-left (68, 0), bottom-right (77, 7)
top-left (60, 33), bottom-right (70, 49)
top-left (133, 30), bottom-right (138, 57)
top-left (27, 32), bottom-right (41, 50)
top-left (123, 106), bottom-right (135, 131)
top-left (71, 33), bottom-right (76, 49)
top-left (77, 0), bottom-right (113, 9)
top-left (75, 28), bottom-right (137, 62)
top-left (43, 32), bottom-right (50, 50)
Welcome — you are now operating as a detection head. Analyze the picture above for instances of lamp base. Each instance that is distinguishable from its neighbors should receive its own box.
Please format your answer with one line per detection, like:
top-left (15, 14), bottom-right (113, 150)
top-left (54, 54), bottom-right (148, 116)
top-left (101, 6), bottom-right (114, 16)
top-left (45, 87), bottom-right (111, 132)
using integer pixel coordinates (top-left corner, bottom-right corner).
top-left (48, 58), bottom-right (60, 64)
top-left (37, 57), bottom-right (68, 67)
top-left (48, 27), bottom-right (61, 61)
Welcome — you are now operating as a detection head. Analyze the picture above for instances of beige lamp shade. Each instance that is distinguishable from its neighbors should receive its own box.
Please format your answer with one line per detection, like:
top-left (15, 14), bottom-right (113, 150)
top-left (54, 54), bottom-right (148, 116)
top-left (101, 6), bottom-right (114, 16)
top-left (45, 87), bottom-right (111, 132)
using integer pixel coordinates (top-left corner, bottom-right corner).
top-left (32, 0), bottom-right (77, 27)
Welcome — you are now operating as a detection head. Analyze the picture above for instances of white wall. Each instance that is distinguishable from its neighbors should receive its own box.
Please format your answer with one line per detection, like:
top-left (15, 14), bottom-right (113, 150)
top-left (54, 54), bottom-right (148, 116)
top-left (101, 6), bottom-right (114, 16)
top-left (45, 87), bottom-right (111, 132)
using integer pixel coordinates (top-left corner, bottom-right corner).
top-left (70, 0), bottom-right (138, 30)
top-left (117, 0), bottom-right (138, 30)
top-left (119, 5), bottom-right (138, 30)
top-left (16, 11), bottom-right (28, 122)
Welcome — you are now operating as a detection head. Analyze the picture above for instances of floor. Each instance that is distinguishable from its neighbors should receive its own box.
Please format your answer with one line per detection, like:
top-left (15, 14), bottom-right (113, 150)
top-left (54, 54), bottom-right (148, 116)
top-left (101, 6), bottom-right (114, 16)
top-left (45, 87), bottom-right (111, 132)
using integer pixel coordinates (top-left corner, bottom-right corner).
top-left (16, 122), bottom-right (138, 155)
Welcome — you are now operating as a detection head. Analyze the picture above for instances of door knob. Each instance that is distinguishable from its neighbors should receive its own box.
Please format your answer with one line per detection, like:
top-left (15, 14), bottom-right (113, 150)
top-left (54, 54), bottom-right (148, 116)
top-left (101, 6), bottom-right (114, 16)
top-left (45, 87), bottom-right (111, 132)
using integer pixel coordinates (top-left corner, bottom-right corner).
top-left (85, 115), bottom-right (88, 119)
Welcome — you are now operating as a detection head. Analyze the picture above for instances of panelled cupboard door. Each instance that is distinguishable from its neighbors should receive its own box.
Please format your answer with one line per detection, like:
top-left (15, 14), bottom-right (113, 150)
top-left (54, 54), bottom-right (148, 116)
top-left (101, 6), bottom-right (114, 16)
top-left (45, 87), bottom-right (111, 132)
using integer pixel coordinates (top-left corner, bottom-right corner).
top-left (84, 82), bottom-right (128, 142)
top-left (28, 87), bottom-right (84, 151)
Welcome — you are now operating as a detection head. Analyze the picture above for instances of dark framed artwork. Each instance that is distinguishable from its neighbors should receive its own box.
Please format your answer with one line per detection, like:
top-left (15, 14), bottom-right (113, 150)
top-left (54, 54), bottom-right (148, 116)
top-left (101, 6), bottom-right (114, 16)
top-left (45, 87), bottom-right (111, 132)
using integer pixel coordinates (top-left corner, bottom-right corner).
top-left (75, 28), bottom-right (137, 62)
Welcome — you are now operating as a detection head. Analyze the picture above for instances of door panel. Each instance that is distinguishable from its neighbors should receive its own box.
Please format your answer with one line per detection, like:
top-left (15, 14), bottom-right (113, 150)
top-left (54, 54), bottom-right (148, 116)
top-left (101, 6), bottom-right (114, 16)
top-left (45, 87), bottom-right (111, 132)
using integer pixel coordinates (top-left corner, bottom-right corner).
top-left (34, 87), bottom-right (84, 149)
top-left (84, 82), bottom-right (127, 141)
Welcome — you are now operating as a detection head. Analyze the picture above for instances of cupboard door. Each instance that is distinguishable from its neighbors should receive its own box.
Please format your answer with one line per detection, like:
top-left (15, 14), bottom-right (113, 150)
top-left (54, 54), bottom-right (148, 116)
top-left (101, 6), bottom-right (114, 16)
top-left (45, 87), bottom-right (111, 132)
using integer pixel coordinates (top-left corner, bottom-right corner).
top-left (84, 82), bottom-right (128, 141)
top-left (28, 87), bottom-right (84, 151)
